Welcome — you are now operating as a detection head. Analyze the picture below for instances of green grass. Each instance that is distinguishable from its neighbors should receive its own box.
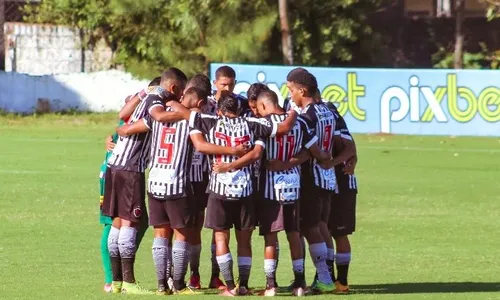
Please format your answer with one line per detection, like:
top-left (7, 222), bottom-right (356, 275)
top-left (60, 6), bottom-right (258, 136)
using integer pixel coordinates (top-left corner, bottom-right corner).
top-left (1, 114), bottom-right (499, 300)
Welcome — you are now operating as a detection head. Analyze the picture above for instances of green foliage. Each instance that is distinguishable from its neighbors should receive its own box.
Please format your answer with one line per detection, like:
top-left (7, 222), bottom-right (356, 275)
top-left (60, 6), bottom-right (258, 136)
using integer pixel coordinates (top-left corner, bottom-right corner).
top-left (432, 43), bottom-right (500, 69)
top-left (23, 0), bottom-right (383, 78)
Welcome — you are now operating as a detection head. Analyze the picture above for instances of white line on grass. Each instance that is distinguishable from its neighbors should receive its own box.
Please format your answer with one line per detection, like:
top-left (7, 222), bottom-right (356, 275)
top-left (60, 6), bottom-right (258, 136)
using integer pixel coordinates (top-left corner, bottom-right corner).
top-left (360, 146), bottom-right (500, 153)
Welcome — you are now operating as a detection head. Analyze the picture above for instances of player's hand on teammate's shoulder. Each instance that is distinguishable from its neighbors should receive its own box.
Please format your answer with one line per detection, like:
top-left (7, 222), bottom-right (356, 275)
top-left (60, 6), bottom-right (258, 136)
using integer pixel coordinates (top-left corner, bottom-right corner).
top-left (105, 135), bottom-right (115, 151)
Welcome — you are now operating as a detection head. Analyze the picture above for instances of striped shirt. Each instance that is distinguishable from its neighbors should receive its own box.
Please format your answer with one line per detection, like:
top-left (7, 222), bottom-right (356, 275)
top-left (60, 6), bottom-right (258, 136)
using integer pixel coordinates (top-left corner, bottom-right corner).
top-left (107, 88), bottom-right (165, 172)
top-left (325, 102), bottom-right (358, 193)
top-left (300, 102), bottom-right (337, 190)
top-left (208, 91), bottom-right (250, 116)
top-left (144, 109), bottom-right (196, 199)
top-left (263, 114), bottom-right (318, 202)
top-left (189, 113), bottom-right (278, 199)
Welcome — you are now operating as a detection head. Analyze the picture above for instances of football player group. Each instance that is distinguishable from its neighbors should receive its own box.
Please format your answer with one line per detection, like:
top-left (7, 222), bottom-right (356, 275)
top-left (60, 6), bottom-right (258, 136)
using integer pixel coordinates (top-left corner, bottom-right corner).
top-left (98, 65), bottom-right (358, 297)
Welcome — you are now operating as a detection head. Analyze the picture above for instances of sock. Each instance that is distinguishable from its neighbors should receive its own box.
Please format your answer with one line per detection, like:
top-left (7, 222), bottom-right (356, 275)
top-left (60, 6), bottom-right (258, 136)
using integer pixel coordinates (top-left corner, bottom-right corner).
top-left (152, 237), bottom-right (168, 287)
top-left (238, 256), bottom-right (252, 288)
top-left (166, 240), bottom-right (173, 280)
top-left (216, 253), bottom-right (235, 290)
top-left (309, 243), bottom-right (332, 285)
top-left (264, 259), bottom-right (276, 288)
top-left (189, 244), bottom-right (201, 275)
top-left (335, 252), bottom-right (351, 285)
top-left (118, 226), bottom-right (137, 283)
top-left (107, 226), bottom-right (122, 282)
top-left (300, 235), bottom-right (306, 270)
top-left (327, 248), bottom-right (335, 281)
top-left (211, 244), bottom-right (220, 277)
top-left (292, 259), bottom-right (305, 286)
top-left (274, 241), bottom-right (280, 285)
top-left (101, 224), bottom-right (113, 284)
top-left (172, 240), bottom-right (190, 290)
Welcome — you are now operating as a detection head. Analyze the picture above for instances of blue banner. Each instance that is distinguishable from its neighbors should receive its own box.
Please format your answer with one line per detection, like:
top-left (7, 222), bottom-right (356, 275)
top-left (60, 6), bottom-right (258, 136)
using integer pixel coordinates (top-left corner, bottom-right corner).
top-left (210, 63), bottom-right (499, 137)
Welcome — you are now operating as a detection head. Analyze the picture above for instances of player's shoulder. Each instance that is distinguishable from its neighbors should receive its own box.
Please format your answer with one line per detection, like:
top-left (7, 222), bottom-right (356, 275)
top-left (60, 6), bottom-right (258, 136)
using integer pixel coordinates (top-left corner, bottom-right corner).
top-left (246, 115), bottom-right (272, 127)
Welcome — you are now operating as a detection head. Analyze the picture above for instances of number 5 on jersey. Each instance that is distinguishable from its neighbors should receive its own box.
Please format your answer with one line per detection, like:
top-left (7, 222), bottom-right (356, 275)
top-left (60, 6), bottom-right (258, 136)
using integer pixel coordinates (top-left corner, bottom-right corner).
top-left (159, 127), bottom-right (176, 164)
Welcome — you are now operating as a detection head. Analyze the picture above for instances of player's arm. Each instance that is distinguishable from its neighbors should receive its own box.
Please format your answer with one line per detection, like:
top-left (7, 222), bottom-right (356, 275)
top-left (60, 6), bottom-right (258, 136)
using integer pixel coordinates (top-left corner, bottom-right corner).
top-left (165, 100), bottom-right (192, 120)
top-left (265, 148), bottom-right (310, 171)
top-left (116, 118), bottom-right (150, 136)
top-left (213, 144), bottom-right (264, 173)
top-left (190, 132), bottom-right (249, 157)
top-left (276, 110), bottom-right (298, 135)
top-left (119, 93), bottom-right (140, 121)
top-left (149, 106), bottom-right (184, 123)
top-left (319, 119), bottom-right (357, 169)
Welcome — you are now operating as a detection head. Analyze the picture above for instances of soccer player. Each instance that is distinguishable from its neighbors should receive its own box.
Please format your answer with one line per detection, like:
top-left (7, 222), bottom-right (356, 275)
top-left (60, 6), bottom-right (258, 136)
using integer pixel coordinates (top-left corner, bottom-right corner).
top-left (321, 102), bottom-right (358, 293)
top-left (286, 68), bottom-right (337, 293)
top-left (102, 68), bottom-right (187, 295)
top-left (169, 94), bottom-right (298, 296)
top-left (232, 90), bottom-right (332, 296)
top-left (210, 65), bottom-right (250, 116)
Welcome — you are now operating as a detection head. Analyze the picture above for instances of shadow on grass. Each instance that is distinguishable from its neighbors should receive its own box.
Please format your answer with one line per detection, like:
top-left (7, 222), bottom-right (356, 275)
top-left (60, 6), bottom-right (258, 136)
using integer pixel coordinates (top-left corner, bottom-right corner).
top-left (351, 282), bottom-right (500, 294)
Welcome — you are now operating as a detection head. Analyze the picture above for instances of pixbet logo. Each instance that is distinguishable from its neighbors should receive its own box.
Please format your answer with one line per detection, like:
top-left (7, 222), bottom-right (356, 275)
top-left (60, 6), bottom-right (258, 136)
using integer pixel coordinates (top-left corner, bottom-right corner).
top-left (380, 74), bottom-right (499, 133)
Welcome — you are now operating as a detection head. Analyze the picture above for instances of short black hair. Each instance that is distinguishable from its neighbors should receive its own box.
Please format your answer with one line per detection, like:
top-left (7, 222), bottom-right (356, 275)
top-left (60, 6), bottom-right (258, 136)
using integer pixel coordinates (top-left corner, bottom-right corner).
top-left (149, 76), bottom-right (161, 87)
top-left (215, 65), bottom-right (236, 80)
top-left (257, 90), bottom-right (279, 106)
top-left (286, 68), bottom-right (317, 95)
top-left (247, 83), bottom-right (269, 102)
top-left (188, 74), bottom-right (212, 95)
top-left (218, 94), bottom-right (239, 115)
top-left (161, 67), bottom-right (188, 85)
top-left (184, 86), bottom-right (208, 103)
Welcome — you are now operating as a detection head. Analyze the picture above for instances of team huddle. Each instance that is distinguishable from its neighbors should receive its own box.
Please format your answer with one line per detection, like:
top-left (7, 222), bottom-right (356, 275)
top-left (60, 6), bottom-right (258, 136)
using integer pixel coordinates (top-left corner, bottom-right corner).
top-left (98, 66), bottom-right (358, 296)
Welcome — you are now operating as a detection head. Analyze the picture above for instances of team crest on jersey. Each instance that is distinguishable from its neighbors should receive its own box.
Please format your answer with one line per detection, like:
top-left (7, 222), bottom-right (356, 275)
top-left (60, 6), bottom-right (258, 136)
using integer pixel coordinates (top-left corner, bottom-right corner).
top-left (133, 207), bottom-right (142, 218)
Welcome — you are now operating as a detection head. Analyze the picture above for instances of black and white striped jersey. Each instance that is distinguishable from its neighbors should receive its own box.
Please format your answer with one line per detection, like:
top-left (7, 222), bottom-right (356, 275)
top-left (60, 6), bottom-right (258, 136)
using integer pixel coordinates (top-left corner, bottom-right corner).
top-left (300, 102), bottom-right (337, 191)
top-left (262, 114), bottom-right (318, 202)
top-left (189, 112), bottom-right (278, 199)
top-left (282, 98), bottom-right (301, 113)
top-left (207, 91), bottom-right (250, 116)
top-left (144, 109), bottom-right (196, 200)
top-left (107, 88), bottom-right (165, 172)
top-left (325, 102), bottom-right (358, 193)
top-left (190, 150), bottom-right (205, 183)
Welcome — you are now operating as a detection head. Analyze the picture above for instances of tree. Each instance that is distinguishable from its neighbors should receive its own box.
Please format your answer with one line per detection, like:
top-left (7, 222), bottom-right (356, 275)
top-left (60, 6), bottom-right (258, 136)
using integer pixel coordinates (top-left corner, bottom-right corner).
top-left (278, 0), bottom-right (293, 65)
top-left (454, 0), bottom-right (465, 69)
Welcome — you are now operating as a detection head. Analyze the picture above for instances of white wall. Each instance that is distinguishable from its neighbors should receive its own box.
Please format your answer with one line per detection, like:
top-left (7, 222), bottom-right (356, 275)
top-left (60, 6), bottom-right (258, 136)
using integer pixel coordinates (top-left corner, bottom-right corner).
top-left (0, 70), bottom-right (149, 113)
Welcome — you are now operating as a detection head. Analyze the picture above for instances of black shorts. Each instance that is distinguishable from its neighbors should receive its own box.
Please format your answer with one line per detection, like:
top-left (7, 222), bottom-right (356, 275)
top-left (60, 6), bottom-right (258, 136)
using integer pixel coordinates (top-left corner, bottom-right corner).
top-left (259, 200), bottom-right (300, 236)
top-left (148, 194), bottom-right (195, 229)
top-left (300, 185), bottom-right (331, 230)
top-left (192, 180), bottom-right (209, 212)
top-left (102, 168), bottom-right (146, 223)
top-left (329, 191), bottom-right (357, 236)
top-left (205, 193), bottom-right (255, 231)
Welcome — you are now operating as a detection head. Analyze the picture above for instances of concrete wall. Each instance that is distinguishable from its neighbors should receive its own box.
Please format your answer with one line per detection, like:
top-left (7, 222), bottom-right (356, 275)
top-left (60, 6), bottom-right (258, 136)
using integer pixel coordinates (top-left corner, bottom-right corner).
top-left (0, 70), bottom-right (149, 113)
top-left (4, 22), bottom-right (113, 75)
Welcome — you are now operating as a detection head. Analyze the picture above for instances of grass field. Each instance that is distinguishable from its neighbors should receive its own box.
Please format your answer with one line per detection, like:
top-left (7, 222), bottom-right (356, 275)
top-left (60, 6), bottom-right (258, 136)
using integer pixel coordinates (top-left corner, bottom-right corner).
top-left (1, 113), bottom-right (499, 300)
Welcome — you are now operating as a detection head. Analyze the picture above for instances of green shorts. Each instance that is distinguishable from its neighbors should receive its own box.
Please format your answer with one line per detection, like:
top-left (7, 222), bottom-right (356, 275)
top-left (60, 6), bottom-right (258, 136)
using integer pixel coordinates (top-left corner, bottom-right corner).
top-left (99, 162), bottom-right (112, 225)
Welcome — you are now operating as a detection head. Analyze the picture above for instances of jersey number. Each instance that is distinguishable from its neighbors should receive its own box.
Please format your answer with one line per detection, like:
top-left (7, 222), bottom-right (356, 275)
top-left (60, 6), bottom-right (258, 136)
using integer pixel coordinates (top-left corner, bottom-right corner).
top-left (322, 124), bottom-right (333, 151)
top-left (215, 132), bottom-right (250, 162)
top-left (276, 135), bottom-right (295, 161)
top-left (159, 127), bottom-right (176, 164)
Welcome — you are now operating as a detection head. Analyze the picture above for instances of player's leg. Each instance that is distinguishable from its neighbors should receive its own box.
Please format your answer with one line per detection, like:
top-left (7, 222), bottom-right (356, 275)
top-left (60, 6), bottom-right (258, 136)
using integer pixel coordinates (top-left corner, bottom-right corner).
top-left (100, 224), bottom-right (113, 292)
top-left (166, 196), bottom-right (196, 294)
top-left (262, 232), bottom-right (278, 296)
top-left (188, 210), bottom-right (204, 289)
top-left (149, 195), bottom-right (172, 295)
top-left (333, 236), bottom-right (351, 292)
top-left (234, 195), bottom-right (256, 295)
top-left (284, 202), bottom-right (306, 296)
top-left (300, 187), bottom-right (334, 293)
top-left (318, 194), bottom-right (335, 284)
top-left (205, 194), bottom-right (236, 295)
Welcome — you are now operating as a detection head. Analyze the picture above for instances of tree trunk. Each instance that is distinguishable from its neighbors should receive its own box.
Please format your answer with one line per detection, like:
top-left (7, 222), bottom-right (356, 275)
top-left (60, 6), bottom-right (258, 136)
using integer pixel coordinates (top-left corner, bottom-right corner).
top-left (437, 0), bottom-right (452, 18)
top-left (454, 0), bottom-right (465, 69)
top-left (0, 0), bottom-right (5, 71)
top-left (278, 0), bottom-right (293, 65)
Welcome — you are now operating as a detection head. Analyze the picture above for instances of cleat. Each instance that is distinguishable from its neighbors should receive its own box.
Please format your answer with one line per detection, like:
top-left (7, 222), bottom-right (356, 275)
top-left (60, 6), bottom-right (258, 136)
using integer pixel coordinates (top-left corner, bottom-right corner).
top-left (156, 283), bottom-right (167, 295)
top-left (174, 286), bottom-right (198, 295)
top-left (292, 287), bottom-right (306, 297)
top-left (104, 283), bottom-right (113, 293)
top-left (312, 281), bottom-right (335, 294)
top-left (209, 276), bottom-right (226, 290)
top-left (111, 281), bottom-right (122, 294)
top-left (238, 285), bottom-right (250, 296)
top-left (218, 287), bottom-right (237, 297)
top-left (263, 287), bottom-right (276, 297)
top-left (189, 274), bottom-right (201, 289)
top-left (334, 281), bottom-right (350, 294)
top-left (121, 282), bottom-right (154, 295)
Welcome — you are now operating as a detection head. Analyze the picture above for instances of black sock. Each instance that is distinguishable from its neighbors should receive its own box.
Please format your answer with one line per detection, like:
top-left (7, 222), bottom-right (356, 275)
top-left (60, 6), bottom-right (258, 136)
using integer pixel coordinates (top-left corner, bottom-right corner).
top-left (294, 271), bottom-right (305, 287)
top-left (174, 279), bottom-right (186, 291)
top-left (122, 258), bottom-right (136, 283)
top-left (110, 256), bottom-right (123, 282)
top-left (336, 264), bottom-right (349, 285)
top-left (266, 276), bottom-right (276, 288)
